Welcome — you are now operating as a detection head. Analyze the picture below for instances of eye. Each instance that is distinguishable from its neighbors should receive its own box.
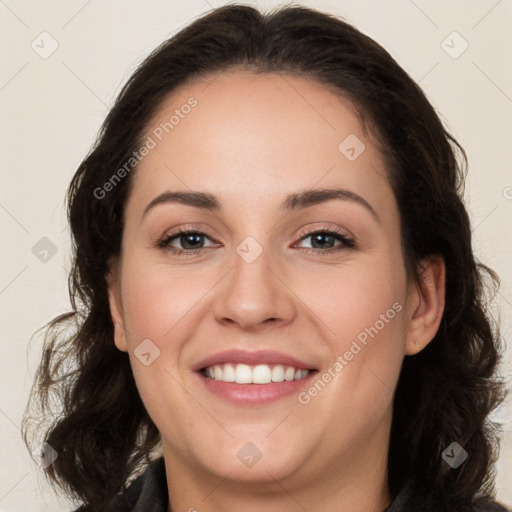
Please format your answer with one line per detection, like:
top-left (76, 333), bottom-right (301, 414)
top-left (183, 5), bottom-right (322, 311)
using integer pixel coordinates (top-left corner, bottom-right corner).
top-left (294, 228), bottom-right (355, 254)
top-left (157, 229), bottom-right (219, 254)
top-left (156, 227), bottom-right (355, 256)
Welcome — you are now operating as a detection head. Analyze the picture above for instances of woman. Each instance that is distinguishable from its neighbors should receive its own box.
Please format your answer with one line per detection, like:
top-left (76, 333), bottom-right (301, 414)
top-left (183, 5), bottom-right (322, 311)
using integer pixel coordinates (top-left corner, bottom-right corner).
top-left (23, 4), bottom-right (509, 512)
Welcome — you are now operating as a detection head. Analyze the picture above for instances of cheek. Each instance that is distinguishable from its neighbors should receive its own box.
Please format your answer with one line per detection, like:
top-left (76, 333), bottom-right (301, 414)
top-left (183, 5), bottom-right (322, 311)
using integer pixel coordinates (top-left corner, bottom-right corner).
top-left (303, 253), bottom-right (407, 407)
top-left (308, 253), bottom-right (406, 345)
top-left (120, 260), bottom-right (200, 345)
top-left (118, 261), bottom-right (198, 426)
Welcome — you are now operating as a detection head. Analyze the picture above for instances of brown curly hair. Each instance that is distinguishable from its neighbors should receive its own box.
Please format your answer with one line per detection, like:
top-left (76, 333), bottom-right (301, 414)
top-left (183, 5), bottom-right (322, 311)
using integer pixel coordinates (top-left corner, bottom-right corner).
top-left (22, 4), bottom-right (507, 511)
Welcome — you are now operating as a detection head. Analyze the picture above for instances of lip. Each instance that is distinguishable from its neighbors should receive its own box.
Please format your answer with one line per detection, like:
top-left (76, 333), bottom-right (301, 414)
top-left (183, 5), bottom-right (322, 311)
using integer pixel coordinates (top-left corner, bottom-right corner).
top-left (192, 349), bottom-right (317, 406)
top-left (197, 374), bottom-right (316, 406)
top-left (192, 349), bottom-right (316, 372)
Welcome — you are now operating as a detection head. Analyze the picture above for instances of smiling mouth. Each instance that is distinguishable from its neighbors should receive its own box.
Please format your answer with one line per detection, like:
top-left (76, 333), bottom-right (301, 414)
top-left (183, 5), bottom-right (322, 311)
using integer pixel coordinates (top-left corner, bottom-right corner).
top-left (201, 363), bottom-right (313, 384)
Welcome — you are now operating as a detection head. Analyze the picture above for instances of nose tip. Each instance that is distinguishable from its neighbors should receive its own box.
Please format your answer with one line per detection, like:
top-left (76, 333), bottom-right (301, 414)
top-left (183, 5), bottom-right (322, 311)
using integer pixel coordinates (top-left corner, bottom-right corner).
top-left (212, 256), bottom-right (296, 331)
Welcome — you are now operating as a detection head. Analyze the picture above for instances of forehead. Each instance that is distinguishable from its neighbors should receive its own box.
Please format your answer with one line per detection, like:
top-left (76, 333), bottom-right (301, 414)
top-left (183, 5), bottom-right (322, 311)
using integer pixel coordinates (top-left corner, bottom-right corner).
top-left (127, 71), bottom-right (394, 222)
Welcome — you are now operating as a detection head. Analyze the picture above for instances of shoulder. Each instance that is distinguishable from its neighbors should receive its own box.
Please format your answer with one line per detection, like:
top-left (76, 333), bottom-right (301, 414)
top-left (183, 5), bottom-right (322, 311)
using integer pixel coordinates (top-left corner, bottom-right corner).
top-left (472, 495), bottom-right (511, 512)
top-left (384, 477), bottom-right (510, 512)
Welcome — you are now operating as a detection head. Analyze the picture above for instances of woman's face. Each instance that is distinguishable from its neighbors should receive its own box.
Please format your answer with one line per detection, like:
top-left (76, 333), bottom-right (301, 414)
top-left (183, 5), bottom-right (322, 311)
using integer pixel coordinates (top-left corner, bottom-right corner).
top-left (108, 71), bottom-right (435, 489)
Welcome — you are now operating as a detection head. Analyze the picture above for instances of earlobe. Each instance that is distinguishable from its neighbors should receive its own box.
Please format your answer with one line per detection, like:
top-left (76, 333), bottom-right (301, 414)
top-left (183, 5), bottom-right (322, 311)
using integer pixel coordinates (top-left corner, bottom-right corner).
top-left (106, 267), bottom-right (128, 353)
top-left (405, 256), bottom-right (446, 356)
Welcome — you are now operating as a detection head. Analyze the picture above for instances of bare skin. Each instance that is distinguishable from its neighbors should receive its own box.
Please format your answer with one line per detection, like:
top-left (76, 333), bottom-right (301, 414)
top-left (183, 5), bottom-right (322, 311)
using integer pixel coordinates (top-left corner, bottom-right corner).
top-left (107, 71), bottom-right (445, 512)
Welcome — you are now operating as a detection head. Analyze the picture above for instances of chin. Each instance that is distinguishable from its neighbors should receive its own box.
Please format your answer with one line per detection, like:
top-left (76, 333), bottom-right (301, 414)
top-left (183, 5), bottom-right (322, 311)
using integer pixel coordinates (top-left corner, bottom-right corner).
top-left (195, 432), bottom-right (309, 483)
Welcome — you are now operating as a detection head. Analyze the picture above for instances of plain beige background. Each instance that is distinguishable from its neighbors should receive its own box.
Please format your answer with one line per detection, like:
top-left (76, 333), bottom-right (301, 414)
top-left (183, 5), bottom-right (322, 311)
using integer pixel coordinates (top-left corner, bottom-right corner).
top-left (0, 0), bottom-right (511, 510)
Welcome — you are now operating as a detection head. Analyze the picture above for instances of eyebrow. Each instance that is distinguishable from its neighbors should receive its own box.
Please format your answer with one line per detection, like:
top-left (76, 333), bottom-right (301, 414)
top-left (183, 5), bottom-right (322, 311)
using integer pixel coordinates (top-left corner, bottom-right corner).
top-left (282, 188), bottom-right (378, 220)
top-left (142, 187), bottom-right (379, 221)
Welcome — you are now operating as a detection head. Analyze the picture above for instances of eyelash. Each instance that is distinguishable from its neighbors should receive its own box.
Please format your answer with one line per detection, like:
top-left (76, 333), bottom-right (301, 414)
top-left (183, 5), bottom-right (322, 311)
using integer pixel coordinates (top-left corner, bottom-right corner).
top-left (157, 227), bottom-right (356, 256)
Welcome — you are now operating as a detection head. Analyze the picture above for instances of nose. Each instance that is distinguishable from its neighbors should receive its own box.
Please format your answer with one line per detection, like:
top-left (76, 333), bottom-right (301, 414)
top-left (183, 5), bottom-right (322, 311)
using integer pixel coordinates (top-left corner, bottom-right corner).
top-left (212, 245), bottom-right (296, 332)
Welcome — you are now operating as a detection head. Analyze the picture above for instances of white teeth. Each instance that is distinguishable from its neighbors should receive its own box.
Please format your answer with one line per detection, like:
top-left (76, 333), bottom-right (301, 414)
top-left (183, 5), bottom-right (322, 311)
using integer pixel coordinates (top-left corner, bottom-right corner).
top-left (253, 365), bottom-right (272, 384)
top-left (204, 363), bottom-right (310, 384)
top-left (271, 364), bottom-right (285, 382)
top-left (284, 366), bottom-right (295, 381)
top-left (223, 363), bottom-right (235, 382)
top-left (235, 363), bottom-right (252, 384)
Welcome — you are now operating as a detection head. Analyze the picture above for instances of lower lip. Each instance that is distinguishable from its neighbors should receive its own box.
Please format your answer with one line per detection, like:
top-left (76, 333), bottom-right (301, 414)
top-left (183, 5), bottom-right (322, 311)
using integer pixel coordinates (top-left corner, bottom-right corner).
top-left (197, 371), bottom-right (317, 406)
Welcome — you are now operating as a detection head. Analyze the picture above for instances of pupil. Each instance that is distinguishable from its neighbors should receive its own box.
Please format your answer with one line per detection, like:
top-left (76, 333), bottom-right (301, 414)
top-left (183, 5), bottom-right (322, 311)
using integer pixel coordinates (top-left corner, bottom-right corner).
top-left (312, 233), bottom-right (334, 249)
top-left (182, 233), bottom-right (202, 249)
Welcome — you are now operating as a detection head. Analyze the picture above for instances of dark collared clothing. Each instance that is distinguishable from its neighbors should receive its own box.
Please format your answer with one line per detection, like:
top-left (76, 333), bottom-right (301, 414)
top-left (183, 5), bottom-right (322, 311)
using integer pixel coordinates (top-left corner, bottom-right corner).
top-left (79, 457), bottom-right (510, 512)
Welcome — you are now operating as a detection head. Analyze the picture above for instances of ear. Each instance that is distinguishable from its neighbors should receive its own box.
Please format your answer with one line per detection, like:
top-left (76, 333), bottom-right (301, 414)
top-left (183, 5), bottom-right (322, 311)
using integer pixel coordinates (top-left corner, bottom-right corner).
top-left (106, 262), bottom-right (128, 352)
top-left (404, 255), bottom-right (446, 355)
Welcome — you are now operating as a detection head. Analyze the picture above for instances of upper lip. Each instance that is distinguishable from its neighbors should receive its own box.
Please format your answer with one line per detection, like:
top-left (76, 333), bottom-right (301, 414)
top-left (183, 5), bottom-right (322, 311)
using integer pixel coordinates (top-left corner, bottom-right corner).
top-left (192, 349), bottom-right (316, 371)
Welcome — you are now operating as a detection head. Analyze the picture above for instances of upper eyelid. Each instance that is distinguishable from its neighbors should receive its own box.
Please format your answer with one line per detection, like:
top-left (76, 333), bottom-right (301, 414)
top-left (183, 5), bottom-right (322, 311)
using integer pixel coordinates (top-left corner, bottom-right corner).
top-left (296, 225), bottom-right (347, 239)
